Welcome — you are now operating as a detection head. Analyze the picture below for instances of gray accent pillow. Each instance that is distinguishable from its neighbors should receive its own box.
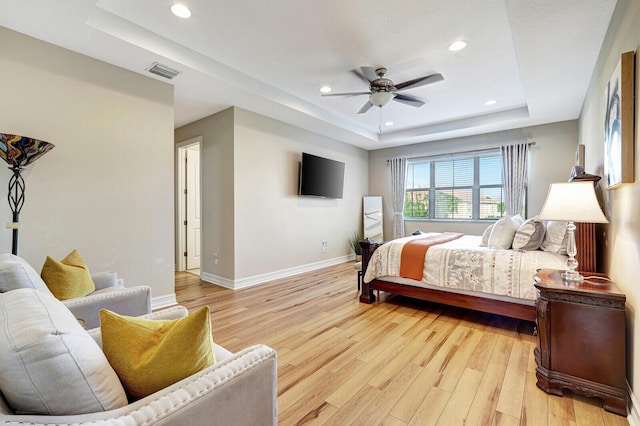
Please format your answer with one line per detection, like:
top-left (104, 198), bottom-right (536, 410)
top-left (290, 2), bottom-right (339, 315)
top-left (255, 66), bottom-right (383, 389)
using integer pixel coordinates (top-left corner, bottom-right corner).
top-left (512, 217), bottom-right (546, 251)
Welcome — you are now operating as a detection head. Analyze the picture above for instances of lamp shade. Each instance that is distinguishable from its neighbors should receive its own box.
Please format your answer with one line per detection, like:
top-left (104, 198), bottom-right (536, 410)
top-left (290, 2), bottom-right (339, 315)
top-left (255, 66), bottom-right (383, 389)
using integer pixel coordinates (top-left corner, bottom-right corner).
top-left (0, 133), bottom-right (55, 168)
top-left (538, 181), bottom-right (608, 223)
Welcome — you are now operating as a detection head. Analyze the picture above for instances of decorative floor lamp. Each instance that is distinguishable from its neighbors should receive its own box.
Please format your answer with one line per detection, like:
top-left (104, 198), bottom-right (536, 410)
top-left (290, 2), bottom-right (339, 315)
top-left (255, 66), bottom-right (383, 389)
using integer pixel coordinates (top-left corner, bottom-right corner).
top-left (0, 133), bottom-right (55, 255)
top-left (538, 181), bottom-right (608, 282)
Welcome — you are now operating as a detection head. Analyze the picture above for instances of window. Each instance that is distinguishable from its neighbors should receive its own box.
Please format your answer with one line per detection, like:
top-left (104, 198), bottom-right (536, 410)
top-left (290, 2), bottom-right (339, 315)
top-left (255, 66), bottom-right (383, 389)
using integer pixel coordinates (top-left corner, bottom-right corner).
top-left (404, 150), bottom-right (507, 220)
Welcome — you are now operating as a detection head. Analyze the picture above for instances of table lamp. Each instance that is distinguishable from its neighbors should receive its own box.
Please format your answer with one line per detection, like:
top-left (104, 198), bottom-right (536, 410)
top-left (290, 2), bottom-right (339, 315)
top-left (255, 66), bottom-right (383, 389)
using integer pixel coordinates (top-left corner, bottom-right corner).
top-left (0, 133), bottom-right (55, 255)
top-left (538, 181), bottom-right (608, 282)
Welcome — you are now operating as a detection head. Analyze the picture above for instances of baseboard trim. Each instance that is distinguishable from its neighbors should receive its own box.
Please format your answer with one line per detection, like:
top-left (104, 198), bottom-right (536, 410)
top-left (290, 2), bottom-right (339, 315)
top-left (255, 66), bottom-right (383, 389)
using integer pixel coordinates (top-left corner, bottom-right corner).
top-left (628, 381), bottom-right (638, 425)
top-left (200, 255), bottom-right (355, 290)
top-left (152, 293), bottom-right (178, 310)
top-left (200, 272), bottom-right (235, 289)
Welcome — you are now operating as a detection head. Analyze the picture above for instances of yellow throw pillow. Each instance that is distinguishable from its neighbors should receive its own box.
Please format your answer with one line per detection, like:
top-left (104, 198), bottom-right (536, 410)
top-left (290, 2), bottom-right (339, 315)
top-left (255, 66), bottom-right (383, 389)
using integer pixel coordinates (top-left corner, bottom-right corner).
top-left (100, 306), bottom-right (216, 400)
top-left (40, 250), bottom-right (95, 300)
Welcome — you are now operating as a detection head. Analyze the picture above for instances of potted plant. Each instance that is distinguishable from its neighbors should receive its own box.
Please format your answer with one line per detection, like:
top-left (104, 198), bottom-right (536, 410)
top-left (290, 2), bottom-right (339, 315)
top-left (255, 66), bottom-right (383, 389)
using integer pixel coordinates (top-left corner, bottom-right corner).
top-left (349, 231), bottom-right (364, 261)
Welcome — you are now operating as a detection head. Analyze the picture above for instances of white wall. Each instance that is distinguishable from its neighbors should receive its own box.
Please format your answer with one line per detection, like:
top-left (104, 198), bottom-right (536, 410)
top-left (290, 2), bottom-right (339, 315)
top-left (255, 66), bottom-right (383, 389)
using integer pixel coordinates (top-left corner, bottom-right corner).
top-left (0, 27), bottom-right (176, 303)
top-left (175, 108), bottom-right (236, 279)
top-left (368, 121), bottom-right (578, 238)
top-left (233, 108), bottom-right (368, 280)
top-left (176, 107), bottom-right (369, 286)
top-left (578, 0), bottom-right (640, 404)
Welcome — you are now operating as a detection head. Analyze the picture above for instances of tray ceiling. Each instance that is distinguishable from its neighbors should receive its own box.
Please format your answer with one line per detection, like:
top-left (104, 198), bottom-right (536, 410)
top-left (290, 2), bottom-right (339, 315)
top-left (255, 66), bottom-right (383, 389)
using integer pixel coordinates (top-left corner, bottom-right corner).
top-left (0, 0), bottom-right (617, 149)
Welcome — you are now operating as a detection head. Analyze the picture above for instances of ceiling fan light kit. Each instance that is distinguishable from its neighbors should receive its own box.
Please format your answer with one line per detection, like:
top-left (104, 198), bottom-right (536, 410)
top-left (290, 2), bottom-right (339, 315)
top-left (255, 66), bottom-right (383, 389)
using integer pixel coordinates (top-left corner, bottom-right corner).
top-left (370, 91), bottom-right (394, 107)
top-left (322, 66), bottom-right (444, 114)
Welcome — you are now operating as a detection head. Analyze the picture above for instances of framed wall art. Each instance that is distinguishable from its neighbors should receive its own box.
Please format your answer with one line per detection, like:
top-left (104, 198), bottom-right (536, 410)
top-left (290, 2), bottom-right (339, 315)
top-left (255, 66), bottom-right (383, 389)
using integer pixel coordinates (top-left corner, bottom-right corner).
top-left (604, 51), bottom-right (635, 188)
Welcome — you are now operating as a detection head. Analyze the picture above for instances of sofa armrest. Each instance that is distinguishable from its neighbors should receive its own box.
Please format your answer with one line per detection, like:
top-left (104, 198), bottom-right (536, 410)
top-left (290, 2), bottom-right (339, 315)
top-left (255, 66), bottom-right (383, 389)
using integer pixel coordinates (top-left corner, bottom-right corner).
top-left (145, 305), bottom-right (189, 320)
top-left (147, 344), bottom-right (277, 425)
top-left (63, 285), bottom-right (151, 329)
top-left (0, 344), bottom-right (277, 426)
top-left (90, 271), bottom-right (124, 291)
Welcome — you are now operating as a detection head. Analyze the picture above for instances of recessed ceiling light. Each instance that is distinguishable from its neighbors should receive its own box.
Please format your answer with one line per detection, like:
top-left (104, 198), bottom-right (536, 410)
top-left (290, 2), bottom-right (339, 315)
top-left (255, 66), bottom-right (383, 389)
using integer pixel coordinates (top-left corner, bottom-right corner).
top-left (385, 121), bottom-right (394, 126)
top-left (171, 4), bottom-right (191, 19)
top-left (448, 40), bottom-right (468, 52)
top-left (485, 99), bottom-right (497, 106)
top-left (320, 85), bottom-right (332, 93)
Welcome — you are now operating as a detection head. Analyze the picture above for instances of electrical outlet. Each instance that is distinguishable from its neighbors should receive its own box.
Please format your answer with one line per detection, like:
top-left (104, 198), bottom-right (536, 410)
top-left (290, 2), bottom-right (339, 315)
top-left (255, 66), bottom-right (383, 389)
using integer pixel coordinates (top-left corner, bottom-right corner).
top-left (214, 253), bottom-right (219, 265)
top-left (321, 240), bottom-right (329, 253)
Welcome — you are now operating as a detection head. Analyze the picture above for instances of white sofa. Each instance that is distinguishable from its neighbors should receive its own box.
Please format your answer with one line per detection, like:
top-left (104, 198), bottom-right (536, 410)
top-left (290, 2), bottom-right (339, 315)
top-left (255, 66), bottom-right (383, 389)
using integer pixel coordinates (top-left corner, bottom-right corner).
top-left (0, 299), bottom-right (278, 426)
top-left (0, 253), bottom-right (151, 328)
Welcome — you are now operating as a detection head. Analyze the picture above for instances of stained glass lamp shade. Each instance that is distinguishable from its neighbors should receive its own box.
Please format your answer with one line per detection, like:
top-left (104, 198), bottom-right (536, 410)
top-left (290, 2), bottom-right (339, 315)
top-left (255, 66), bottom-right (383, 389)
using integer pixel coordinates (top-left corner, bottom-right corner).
top-left (0, 133), bottom-right (55, 255)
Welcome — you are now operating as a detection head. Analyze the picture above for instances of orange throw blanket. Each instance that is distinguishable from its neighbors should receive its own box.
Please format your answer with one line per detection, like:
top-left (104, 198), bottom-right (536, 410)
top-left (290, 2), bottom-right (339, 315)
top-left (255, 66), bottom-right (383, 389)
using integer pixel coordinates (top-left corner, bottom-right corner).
top-left (399, 232), bottom-right (464, 280)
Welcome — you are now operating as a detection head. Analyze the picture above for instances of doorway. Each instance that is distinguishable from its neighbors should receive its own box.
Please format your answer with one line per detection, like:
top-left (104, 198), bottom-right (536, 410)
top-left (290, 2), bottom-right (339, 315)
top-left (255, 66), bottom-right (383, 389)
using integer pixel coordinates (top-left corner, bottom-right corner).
top-left (176, 137), bottom-right (202, 274)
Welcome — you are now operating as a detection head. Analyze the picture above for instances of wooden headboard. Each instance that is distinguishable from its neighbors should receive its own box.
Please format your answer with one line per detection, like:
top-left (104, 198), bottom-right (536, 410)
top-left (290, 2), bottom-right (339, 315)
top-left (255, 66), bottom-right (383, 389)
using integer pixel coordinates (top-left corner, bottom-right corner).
top-left (569, 173), bottom-right (601, 273)
top-left (576, 222), bottom-right (597, 273)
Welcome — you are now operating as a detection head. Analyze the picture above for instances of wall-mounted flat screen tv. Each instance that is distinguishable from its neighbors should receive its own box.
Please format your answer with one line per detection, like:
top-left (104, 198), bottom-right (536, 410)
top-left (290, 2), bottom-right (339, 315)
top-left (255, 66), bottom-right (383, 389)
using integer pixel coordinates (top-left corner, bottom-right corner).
top-left (298, 152), bottom-right (345, 199)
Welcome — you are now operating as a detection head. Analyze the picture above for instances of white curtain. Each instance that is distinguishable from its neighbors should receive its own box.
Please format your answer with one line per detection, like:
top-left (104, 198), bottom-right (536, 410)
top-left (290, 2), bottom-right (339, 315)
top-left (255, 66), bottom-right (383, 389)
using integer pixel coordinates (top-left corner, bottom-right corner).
top-left (501, 143), bottom-right (529, 216)
top-left (389, 157), bottom-right (407, 240)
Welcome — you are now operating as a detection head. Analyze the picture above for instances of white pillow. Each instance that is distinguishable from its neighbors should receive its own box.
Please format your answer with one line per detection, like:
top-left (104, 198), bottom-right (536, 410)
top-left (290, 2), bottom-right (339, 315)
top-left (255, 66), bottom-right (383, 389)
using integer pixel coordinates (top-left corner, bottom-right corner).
top-left (512, 217), bottom-right (546, 251)
top-left (0, 253), bottom-right (53, 295)
top-left (488, 215), bottom-right (523, 249)
top-left (0, 288), bottom-right (127, 415)
top-left (541, 221), bottom-right (569, 254)
top-left (479, 224), bottom-right (493, 247)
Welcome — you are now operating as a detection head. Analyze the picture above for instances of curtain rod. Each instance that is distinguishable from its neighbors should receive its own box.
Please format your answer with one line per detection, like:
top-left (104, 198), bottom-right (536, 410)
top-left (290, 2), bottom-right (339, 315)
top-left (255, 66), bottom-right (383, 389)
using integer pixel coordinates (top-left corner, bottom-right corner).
top-left (385, 141), bottom-right (536, 164)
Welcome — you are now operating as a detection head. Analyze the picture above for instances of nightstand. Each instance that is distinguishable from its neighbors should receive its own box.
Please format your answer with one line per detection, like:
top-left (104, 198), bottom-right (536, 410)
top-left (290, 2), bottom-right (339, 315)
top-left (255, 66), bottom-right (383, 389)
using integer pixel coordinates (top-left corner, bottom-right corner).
top-left (533, 269), bottom-right (627, 416)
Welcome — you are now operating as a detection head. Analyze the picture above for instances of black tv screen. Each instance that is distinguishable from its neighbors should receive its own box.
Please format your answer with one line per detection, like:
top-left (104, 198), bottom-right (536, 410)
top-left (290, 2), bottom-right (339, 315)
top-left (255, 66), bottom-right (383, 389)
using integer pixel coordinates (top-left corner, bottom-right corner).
top-left (299, 153), bottom-right (345, 199)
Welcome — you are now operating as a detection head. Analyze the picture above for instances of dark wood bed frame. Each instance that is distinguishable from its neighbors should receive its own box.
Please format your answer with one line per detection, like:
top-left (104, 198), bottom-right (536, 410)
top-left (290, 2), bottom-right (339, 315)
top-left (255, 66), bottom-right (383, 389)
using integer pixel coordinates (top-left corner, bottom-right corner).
top-left (358, 223), bottom-right (597, 322)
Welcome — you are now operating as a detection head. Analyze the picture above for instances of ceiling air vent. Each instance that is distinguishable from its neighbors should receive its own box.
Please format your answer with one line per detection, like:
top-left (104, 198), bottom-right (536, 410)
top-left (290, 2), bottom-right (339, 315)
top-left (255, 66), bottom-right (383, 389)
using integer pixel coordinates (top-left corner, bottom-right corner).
top-left (147, 62), bottom-right (181, 79)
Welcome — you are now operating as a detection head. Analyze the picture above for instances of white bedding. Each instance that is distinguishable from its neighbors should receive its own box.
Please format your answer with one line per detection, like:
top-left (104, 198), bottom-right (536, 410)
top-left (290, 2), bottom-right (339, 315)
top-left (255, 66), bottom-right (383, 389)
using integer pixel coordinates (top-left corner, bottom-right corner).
top-left (363, 233), bottom-right (568, 301)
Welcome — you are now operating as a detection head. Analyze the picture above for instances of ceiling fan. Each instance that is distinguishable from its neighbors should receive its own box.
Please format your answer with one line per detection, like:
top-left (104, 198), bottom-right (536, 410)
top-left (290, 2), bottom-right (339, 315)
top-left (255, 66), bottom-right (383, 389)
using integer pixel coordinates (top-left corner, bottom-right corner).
top-left (322, 66), bottom-right (444, 114)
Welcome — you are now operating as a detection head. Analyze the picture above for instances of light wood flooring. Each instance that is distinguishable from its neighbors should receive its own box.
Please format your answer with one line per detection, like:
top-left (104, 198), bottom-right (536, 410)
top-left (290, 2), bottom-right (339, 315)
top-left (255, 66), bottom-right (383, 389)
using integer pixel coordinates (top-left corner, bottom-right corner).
top-left (175, 262), bottom-right (629, 426)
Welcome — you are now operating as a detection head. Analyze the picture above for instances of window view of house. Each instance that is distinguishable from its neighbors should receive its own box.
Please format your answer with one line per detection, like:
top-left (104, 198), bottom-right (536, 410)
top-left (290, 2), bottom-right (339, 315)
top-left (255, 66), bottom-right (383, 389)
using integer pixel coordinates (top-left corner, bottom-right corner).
top-left (405, 151), bottom-right (506, 220)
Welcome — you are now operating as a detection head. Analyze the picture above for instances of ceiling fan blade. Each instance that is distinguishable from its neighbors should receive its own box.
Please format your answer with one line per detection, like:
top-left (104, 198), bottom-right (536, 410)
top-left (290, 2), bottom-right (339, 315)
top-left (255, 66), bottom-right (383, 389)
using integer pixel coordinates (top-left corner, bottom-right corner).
top-left (351, 68), bottom-right (373, 85)
top-left (393, 93), bottom-right (425, 108)
top-left (395, 73), bottom-right (444, 91)
top-left (321, 91), bottom-right (371, 97)
top-left (359, 66), bottom-right (379, 82)
top-left (357, 100), bottom-right (374, 114)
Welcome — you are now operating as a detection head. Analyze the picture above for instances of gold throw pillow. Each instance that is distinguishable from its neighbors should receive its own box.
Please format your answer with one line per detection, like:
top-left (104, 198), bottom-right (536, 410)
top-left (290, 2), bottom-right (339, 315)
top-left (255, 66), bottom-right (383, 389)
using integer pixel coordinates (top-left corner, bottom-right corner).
top-left (40, 250), bottom-right (95, 300)
top-left (100, 306), bottom-right (216, 400)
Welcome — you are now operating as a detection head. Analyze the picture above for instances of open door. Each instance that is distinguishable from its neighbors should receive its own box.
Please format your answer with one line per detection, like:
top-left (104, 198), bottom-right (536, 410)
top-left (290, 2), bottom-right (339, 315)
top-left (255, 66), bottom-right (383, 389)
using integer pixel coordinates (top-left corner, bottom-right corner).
top-left (176, 137), bottom-right (202, 273)
top-left (185, 145), bottom-right (201, 270)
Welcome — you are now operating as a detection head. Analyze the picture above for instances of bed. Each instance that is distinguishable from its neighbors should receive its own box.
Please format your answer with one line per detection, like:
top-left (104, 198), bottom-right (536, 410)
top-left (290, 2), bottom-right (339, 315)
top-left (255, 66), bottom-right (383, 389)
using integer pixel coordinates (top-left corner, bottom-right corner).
top-left (359, 223), bottom-right (596, 322)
